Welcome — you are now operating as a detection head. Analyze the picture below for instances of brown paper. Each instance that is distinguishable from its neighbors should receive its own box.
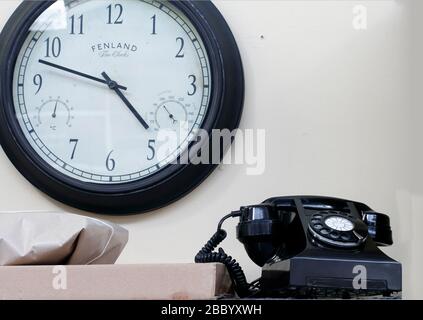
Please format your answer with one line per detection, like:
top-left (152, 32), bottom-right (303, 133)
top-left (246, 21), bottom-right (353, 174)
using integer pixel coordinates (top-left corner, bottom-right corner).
top-left (0, 212), bottom-right (128, 265)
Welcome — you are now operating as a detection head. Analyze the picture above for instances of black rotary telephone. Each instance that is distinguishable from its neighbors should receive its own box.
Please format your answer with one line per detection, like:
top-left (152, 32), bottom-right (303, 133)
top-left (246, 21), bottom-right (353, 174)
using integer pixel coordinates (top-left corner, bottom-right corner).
top-left (195, 196), bottom-right (402, 299)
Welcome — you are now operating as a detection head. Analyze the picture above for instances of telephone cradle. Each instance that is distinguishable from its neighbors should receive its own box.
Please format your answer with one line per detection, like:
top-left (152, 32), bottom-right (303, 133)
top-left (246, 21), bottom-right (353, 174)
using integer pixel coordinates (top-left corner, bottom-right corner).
top-left (195, 196), bottom-right (402, 299)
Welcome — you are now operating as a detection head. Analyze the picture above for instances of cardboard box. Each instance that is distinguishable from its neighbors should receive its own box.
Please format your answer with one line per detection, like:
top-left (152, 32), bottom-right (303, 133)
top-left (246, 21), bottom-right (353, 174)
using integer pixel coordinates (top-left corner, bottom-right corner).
top-left (0, 263), bottom-right (232, 300)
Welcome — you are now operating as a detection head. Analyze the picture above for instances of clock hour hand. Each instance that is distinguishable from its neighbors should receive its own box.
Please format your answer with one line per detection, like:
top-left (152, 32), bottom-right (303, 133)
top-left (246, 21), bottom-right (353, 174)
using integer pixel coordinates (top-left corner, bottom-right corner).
top-left (38, 59), bottom-right (127, 91)
top-left (101, 72), bottom-right (149, 130)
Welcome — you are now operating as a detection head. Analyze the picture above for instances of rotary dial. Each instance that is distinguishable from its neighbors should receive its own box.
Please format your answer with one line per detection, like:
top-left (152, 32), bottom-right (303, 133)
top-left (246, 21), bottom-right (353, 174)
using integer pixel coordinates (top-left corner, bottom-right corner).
top-left (308, 211), bottom-right (368, 249)
top-left (324, 216), bottom-right (355, 232)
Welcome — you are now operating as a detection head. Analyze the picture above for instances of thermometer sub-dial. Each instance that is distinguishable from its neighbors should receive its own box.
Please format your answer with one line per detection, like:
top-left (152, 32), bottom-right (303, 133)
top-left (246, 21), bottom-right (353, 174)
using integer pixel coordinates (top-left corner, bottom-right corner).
top-left (150, 98), bottom-right (189, 131)
top-left (34, 97), bottom-right (74, 131)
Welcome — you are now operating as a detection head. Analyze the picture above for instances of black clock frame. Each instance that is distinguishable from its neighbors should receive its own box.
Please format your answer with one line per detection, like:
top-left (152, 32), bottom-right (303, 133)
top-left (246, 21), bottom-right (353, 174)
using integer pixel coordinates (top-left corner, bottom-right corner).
top-left (0, 0), bottom-right (244, 214)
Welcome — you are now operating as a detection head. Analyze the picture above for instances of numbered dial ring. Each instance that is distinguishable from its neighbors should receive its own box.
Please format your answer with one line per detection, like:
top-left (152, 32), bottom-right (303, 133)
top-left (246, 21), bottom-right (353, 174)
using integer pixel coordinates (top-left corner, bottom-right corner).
top-left (308, 211), bottom-right (368, 248)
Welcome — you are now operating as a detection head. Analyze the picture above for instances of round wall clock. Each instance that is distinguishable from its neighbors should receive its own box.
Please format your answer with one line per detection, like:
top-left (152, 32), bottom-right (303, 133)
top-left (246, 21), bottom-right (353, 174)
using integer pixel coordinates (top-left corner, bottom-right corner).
top-left (0, 0), bottom-right (244, 214)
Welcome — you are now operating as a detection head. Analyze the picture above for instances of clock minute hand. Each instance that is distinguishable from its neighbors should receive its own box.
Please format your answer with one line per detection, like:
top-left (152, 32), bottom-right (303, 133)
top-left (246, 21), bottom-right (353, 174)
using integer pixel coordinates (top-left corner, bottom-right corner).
top-left (38, 59), bottom-right (127, 91)
top-left (101, 72), bottom-right (149, 130)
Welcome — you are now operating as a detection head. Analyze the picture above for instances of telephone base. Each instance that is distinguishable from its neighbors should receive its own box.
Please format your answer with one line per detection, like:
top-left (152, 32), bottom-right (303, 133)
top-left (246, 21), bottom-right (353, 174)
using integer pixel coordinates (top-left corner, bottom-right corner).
top-left (260, 253), bottom-right (402, 299)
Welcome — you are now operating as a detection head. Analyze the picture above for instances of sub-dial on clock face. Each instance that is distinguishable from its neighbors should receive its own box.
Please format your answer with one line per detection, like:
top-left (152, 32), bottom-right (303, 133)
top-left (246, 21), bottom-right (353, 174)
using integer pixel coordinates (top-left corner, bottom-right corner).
top-left (12, 0), bottom-right (211, 184)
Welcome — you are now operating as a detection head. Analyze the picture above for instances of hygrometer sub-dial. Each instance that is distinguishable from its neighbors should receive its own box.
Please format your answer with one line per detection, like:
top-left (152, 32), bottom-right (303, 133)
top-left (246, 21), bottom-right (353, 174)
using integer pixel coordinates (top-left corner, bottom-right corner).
top-left (34, 97), bottom-right (74, 131)
top-left (149, 97), bottom-right (190, 131)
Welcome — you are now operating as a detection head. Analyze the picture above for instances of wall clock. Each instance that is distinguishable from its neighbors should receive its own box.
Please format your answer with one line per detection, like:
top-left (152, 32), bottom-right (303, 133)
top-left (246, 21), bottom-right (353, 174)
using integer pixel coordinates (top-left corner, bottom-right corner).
top-left (0, 0), bottom-right (244, 214)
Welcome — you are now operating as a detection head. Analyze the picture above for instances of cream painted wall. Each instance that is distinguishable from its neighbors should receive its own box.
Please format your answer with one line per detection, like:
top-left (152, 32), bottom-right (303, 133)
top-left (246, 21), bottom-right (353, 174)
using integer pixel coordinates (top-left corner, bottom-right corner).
top-left (0, 0), bottom-right (421, 299)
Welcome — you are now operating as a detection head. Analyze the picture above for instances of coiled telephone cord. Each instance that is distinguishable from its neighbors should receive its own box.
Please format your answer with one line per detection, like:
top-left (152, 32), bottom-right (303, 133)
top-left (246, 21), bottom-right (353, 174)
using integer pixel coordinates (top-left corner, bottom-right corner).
top-left (195, 211), bottom-right (254, 298)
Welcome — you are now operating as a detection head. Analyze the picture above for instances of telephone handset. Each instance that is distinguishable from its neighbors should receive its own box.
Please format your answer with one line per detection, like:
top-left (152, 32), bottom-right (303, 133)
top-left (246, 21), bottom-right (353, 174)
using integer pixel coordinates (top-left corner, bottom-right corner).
top-left (195, 196), bottom-right (402, 298)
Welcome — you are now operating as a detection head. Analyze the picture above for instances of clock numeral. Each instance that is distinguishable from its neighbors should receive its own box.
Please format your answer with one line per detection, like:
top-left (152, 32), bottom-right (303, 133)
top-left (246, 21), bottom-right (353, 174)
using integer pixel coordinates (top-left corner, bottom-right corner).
top-left (107, 4), bottom-right (123, 24)
top-left (69, 139), bottom-right (79, 159)
top-left (151, 14), bottom-right (157, 35)
top-left (106, 150), bottom-right (116, 171)
top-left (44, 37), bottom-right (61, 58)
top-left (33, 74), bottom-right (42, 95)
top-left (70, 14), bottom-right (84, 35)
top-left (188, 75), bottom-right (197, 96)
top-left (175, 37), bottom-right (185, 58)
top-left (147, 140), bottom-right (156, 160)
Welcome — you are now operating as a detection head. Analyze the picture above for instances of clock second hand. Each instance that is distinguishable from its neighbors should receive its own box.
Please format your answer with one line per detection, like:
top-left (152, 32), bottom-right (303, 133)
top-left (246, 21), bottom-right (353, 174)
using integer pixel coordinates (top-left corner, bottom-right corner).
top-left (101, 72), bottom-right (149, 130)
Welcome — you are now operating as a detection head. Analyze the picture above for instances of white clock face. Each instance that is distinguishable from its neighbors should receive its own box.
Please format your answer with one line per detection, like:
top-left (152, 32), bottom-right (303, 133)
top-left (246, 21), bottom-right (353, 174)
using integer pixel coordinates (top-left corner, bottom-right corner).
top-left (324, 216), bottom-right (355, 232)
top-left (12, 0), bottom-right (211, 184)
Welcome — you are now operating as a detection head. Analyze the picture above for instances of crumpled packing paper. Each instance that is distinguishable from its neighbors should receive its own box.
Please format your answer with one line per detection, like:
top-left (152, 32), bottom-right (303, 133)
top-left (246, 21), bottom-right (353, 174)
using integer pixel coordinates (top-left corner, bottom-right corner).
top-left (0, 212), bottom-right (128, 265)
